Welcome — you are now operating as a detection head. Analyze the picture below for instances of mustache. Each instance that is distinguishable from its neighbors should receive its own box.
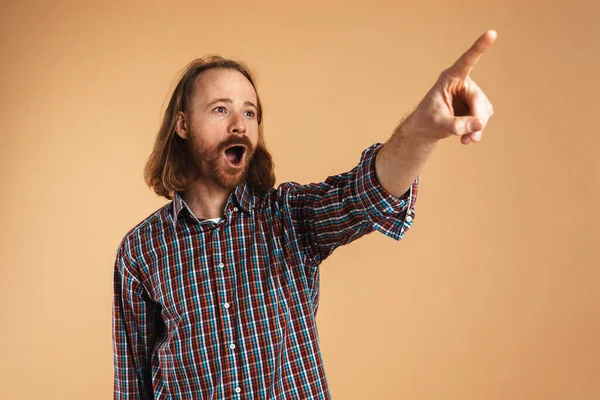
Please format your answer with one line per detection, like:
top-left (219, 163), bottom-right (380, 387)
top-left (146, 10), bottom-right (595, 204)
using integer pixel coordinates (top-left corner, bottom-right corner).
top-left (218, 135), bottom-right (254, 152)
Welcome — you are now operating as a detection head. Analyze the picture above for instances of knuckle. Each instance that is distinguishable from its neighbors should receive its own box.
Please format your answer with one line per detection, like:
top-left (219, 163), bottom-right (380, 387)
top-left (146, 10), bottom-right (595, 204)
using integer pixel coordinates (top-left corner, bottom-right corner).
top-left (451, 119), bottom-right (463, 135)
top-left (438, 69), bottom-right (451, 81)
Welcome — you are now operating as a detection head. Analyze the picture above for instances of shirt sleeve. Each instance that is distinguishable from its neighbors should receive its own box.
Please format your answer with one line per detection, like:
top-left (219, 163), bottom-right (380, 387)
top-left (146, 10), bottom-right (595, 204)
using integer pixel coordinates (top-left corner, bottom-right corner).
top-left (112, 239), bottom-right (159, 399)
top-left (279, 142), bottom-right (418, 265)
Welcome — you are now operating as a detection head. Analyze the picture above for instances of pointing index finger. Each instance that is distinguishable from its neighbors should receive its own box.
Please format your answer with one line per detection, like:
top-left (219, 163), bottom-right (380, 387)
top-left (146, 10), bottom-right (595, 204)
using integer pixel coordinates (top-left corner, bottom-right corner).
top-left (449, 30), bottom-right (497, 79)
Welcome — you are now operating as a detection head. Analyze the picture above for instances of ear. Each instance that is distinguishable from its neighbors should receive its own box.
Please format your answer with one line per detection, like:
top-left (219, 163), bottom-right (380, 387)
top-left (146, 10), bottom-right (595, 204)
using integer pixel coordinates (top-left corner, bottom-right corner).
top-left (175, 111), bottom-right (189, 140)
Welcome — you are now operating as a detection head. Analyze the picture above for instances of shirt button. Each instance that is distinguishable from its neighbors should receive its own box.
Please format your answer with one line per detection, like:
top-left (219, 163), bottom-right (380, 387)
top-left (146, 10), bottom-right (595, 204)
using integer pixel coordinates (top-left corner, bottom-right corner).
top-left (217, 262), bottom-right (224, 269)
top-left (233, 207), bottom-right (238, 212)
top-left (230, 344), bottom-right (236, 350)
top-left (235, 387), bottom-right (241, 393)
top-left (224, 303), bottom-right (230, 309)
top-left (406, 215), bottom-right (413, 222)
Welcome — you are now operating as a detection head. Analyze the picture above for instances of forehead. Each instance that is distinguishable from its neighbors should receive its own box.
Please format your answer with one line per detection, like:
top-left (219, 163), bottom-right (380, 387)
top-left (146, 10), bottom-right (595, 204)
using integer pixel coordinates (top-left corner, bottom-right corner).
top-left (192, 68), bottom-right (257, 104)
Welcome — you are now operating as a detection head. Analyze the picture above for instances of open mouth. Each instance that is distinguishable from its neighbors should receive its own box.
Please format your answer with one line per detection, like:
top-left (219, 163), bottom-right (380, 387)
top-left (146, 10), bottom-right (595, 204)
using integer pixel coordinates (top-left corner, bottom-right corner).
top-left (224, 145), bottom-right (246, 168)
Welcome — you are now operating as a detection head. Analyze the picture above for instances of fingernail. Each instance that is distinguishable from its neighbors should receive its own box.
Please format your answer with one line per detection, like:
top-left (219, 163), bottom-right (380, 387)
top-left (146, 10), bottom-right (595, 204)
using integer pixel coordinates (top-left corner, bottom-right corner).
top-left (468, 119), bottom-right (483, 132)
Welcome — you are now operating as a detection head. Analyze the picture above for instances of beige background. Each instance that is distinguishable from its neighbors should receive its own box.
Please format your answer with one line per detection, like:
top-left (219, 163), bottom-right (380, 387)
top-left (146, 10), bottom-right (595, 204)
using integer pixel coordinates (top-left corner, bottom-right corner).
top-left (1, 0), bottom-right (599, 398)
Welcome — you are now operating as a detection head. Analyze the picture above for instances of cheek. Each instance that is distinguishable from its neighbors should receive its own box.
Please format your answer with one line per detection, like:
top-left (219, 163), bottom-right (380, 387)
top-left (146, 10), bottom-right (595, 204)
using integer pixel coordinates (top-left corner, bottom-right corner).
top-left (190, 121), bottom-right (222, 147)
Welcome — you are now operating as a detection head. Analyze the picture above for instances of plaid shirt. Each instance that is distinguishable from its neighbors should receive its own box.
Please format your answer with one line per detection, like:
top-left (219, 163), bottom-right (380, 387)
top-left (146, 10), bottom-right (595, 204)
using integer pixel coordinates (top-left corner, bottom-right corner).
top-left (113, 143), bottom-right (418, 399)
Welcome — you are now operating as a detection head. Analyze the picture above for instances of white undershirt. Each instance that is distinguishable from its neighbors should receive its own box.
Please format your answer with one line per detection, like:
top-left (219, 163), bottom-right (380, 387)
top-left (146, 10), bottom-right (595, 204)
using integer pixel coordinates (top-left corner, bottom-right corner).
top-left (180, 197), bottom-right (223, 224)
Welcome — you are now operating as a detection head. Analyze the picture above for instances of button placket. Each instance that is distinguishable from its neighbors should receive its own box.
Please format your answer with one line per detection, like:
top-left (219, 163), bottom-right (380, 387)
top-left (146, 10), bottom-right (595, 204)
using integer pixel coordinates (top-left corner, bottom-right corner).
top-left (215, 241), bottom-right (240, 388)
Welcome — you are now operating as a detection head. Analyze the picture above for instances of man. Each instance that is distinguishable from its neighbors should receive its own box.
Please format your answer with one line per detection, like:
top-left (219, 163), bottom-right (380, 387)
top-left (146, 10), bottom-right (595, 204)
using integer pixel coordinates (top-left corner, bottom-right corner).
top-left (113, 30), bottom-right (496, 399)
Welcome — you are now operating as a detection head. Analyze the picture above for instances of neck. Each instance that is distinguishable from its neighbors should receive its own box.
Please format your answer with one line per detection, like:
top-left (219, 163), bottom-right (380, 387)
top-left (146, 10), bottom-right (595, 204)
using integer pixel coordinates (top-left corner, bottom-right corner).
top-left (181, 177), bottom-right (234, 220)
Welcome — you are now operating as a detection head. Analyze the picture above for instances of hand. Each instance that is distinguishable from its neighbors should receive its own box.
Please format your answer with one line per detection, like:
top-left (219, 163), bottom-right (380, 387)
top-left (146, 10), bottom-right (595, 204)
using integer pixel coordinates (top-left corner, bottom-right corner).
top-left (402, 30), bottom-right (497, 145)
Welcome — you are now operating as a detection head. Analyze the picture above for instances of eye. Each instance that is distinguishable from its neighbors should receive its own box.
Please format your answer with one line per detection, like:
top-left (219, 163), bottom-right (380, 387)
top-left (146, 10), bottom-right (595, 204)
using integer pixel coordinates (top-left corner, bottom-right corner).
top-left (214, 106), bottom-right (227, 114)
top-left (244, 110), bottom-right (256, 118)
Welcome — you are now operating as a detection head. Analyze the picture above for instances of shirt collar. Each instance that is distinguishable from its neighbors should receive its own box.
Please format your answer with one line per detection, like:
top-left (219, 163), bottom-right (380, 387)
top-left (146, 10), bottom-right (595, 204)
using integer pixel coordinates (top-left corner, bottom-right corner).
top-left (232, 181), bottom-right (256, 214)
top-left (171, 191), bottom-right (187, 224)
top-left (171, 181), bottom-right (256, 225)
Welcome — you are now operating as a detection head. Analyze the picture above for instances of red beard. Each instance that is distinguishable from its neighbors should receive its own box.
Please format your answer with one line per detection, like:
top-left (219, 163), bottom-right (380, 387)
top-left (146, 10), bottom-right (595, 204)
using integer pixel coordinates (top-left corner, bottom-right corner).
top-left (187, 134), bottom-right (255, 191)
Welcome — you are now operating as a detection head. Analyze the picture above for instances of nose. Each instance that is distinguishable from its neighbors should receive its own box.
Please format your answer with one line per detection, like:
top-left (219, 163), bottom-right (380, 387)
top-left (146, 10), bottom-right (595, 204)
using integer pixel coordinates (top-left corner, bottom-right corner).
top-left (229, 113), bottom-right (246, 136)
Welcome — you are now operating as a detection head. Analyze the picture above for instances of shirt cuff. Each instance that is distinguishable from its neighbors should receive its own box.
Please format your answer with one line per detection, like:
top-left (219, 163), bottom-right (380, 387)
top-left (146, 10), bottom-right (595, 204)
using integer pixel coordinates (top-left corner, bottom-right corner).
top-left (356, 142), bottom-right (418, 241)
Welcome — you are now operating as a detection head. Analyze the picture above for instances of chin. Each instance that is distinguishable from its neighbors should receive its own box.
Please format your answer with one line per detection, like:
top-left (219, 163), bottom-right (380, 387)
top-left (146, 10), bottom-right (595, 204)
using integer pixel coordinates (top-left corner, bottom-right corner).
top-left (217, 164), bottom-right (249, 190)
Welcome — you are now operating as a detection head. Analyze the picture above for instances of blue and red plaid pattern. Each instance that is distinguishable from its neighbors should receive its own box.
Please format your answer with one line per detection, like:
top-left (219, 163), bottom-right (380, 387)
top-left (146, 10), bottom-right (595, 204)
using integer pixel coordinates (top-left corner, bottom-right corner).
top-left (113, 142), bottom-right (418, 399)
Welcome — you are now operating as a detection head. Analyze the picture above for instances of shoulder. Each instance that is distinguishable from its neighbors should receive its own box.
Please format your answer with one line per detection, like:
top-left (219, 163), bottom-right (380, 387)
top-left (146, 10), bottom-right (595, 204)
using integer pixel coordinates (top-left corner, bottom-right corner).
top-left (254, 181), bottom-right (314, 209)
top-left (115, 201), bottom-right (174, 259)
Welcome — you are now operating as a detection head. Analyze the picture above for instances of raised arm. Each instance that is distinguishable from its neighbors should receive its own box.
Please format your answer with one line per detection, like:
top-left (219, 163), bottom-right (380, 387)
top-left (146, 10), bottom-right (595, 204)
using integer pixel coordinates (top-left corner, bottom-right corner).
top-left (376, 30), bottom-right (497, 197)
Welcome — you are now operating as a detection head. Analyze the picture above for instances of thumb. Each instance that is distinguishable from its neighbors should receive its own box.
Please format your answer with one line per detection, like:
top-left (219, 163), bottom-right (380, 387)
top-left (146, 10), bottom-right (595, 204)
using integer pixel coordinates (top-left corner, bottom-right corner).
top-left (443, 117), bottom-right (485, 136)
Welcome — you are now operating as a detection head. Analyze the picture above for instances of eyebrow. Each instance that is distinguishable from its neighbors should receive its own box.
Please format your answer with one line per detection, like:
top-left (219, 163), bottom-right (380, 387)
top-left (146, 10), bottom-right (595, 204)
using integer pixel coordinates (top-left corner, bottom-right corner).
top-left (206, 98), bottom-right (258, 110)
